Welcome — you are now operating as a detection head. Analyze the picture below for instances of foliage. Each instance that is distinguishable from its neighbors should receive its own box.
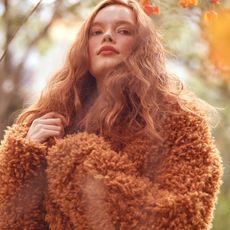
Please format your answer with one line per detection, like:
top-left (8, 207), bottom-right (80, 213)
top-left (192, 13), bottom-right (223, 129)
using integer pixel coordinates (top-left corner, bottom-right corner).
top-left (213, 190), bottom-right (230, 230)
top-left (0, 0), bottom-right (83, 137)
top-left (204, 9), bottom-right (230, 77)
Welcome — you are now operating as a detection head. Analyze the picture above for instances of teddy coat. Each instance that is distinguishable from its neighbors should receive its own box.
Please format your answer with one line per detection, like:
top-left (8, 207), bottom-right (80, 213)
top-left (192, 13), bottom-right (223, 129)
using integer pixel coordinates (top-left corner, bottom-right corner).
top-left (0, 110), bottom-right (222, 230)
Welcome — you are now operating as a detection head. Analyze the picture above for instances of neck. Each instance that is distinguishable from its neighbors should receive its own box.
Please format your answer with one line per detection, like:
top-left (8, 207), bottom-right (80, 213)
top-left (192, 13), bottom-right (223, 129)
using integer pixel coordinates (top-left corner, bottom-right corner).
top-left (96, 76), bottom-right (105, 95)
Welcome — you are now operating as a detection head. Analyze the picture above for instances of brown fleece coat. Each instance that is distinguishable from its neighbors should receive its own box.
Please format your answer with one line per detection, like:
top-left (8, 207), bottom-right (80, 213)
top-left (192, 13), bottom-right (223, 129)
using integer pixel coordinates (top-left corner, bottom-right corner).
top-left (0, 111), bottom-right (222, 230)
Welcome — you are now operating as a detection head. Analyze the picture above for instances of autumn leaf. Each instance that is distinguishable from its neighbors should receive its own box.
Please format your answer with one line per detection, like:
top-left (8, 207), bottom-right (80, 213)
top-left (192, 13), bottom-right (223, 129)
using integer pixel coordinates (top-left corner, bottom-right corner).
top-left (143, 4), bottom-right (160, 15)
top-left (140, 0), bottom-right (151, 5)
top-left (179, 0), bottom-right (199, 8)
top-left (203, 10), bottom-right (218, 23)
top-left (209, 0), bottom-right (220, 4)
top-left (204, 9), bottom-right (230, 74)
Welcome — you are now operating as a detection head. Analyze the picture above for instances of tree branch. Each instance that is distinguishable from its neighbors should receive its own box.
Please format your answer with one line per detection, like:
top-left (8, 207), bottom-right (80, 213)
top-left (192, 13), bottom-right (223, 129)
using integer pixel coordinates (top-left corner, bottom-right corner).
top-left (18, 0), bottom-right (63, 68)
top-left (0, 0), bottom-right (42, 63)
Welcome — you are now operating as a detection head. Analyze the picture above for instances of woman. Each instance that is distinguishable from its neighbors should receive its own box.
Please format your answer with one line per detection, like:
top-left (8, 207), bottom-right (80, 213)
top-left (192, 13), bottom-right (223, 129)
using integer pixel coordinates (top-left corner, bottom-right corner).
top-left (0, 0), bottom-right (222, 229)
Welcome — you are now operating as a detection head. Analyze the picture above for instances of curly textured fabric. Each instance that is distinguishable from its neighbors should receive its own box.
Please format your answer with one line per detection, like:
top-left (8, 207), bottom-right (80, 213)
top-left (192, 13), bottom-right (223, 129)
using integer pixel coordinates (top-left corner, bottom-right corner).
top-left (0, 124), bottom-right (48, 229)
top-left (0, 111), bottom-right (223, 230)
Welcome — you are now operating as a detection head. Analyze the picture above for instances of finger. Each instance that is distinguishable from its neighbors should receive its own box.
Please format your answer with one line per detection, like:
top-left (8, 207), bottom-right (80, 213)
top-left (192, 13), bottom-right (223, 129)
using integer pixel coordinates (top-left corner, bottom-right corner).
top-left (52, 114), bottom-right (68, 126)
top-left (43, 124), bottom-right (65, 136)
top-left (40, 130), bottom-right (63, 142)
top-left (34, 118), bottom-right (63, 127)
top-left (40, 112), bottom-right (67, 126)
top-left (39, 125), bottom-right (63, 137)
top-left (36, 124), bottom-right (63, 132)
top-left (27, 124), bottom-right (64, 143)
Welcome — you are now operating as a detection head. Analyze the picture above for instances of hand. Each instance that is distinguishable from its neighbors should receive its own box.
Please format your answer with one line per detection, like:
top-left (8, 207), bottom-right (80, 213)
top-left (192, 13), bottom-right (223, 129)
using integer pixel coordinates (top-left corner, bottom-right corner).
top-left (26, 112), bottom-right (67, 143)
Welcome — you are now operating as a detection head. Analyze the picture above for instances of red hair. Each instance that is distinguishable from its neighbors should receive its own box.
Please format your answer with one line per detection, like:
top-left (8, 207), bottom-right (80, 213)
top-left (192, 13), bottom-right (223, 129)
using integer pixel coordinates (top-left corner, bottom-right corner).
top-left (17, 0), bottom-right (217, 143)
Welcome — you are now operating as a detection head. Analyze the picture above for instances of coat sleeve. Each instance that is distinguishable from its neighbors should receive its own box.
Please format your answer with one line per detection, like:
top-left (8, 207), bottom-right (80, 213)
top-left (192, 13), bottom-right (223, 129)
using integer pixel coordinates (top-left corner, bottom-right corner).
top-left (0, 124), bottom-right (48, 229)
top-left (46, 113), bottom-right (223, 230)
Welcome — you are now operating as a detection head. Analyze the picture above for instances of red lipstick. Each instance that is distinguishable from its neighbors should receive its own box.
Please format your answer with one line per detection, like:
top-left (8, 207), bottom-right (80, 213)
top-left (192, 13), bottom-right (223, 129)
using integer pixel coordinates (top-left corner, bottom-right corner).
top-left (98, 46), bottom-right (119, 55)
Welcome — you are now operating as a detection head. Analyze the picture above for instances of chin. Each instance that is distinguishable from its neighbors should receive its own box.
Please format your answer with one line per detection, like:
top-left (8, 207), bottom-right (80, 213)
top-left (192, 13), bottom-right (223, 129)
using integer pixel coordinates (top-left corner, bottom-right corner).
top-left (90, 60), bottom-right (121, 77)
top-left (102, 59), bottom-right (119, 67)
top-left (98, 62), bottom-right (118, 72)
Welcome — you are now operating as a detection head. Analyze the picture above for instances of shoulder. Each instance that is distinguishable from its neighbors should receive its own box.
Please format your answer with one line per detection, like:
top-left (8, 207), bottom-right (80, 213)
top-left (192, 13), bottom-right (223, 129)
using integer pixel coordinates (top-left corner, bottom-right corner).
top-left (158, 108), bottom-right (222, 173)
top-left (160, 107), bottom-right (212, 144)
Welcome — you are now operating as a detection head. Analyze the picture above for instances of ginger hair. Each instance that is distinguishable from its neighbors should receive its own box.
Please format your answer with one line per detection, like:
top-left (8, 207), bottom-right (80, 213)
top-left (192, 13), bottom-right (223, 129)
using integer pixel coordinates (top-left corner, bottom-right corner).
top-left (17, 0), bottom-right (217, 142)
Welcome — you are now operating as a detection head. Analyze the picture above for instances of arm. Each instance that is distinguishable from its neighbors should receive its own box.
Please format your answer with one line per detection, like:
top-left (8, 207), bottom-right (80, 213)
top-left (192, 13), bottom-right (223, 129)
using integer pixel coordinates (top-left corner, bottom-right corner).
top-left (0, 124), bottom-right (48, 229)
top-left (46, 113), bottom-right (222, 230)
top-left (84, 113), bottom-right (222, 230)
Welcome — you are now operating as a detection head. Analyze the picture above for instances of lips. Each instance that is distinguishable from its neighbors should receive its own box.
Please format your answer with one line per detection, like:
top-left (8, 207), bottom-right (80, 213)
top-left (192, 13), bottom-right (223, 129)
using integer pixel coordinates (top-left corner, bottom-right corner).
top-left (97, 46), bottom-right (119, 55)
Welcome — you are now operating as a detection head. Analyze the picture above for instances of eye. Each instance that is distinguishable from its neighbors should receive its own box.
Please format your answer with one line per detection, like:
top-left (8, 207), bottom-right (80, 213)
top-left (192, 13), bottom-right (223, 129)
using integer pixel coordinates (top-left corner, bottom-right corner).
top-left (90, 29), bottom-right (103, 36)
top-left (118, 28), bottom-right (132, 35)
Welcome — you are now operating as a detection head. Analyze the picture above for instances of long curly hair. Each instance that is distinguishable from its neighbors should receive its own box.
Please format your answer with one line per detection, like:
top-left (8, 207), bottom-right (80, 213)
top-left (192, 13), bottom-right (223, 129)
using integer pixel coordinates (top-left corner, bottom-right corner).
top-left (17, 0), bottom-right (217, 142)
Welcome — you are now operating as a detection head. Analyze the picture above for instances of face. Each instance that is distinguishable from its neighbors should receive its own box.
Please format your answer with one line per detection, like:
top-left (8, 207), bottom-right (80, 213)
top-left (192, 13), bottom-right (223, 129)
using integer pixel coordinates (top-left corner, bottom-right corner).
top-left (88, 4), bottom-right (136, 79)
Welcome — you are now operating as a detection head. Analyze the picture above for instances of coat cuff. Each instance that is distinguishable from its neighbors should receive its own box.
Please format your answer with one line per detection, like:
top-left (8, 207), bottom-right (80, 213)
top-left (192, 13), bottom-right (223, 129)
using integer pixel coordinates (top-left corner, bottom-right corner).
top-left (0, 124), bottom-right (47, 180)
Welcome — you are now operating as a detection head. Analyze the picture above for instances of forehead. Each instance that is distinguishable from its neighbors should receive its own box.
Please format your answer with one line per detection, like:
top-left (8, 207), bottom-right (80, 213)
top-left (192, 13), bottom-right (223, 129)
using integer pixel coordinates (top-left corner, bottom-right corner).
top-left (92, 5), bottom-right (136, 25)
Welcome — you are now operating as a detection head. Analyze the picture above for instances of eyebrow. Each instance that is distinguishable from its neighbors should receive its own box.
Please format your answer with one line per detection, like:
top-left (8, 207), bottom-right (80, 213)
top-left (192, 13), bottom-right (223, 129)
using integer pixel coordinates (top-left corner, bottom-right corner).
top-left (90, 20), bottom-right (135, 28)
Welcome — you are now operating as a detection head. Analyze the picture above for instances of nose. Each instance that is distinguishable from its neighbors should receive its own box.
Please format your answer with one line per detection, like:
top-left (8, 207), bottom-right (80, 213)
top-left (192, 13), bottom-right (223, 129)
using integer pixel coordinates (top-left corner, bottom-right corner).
top-left (102, 31), bottom-right (115, 43)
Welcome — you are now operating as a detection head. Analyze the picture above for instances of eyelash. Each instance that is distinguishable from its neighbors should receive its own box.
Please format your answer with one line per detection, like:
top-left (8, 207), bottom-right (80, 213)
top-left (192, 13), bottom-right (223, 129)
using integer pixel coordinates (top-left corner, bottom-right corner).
top-left (118, 29), bottom-right (131, 35)
top-left (90, 28), bottom-right (132, 36)
top-left (90, 30), bottom-right (103, 36)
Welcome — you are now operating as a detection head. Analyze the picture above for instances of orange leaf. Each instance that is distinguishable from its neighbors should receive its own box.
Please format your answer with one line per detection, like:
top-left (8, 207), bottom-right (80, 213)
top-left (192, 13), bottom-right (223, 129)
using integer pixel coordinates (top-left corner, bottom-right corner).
top-left (140, 0), bottom-right (151, 6)
top-left (179, 0), bottom-right (199, 8)
top-left (143, 4), bottom-right (154, 15)
top-left (152, 6), bottom-right (160, 15)
top-left (203, 10), bottom-right (218, 23)
top-left (143, 4), bottom-right (160, 16)
top-left (204, 9), bottom-right (230, 73)
top-left (209, 0), bottom-right (220, 4)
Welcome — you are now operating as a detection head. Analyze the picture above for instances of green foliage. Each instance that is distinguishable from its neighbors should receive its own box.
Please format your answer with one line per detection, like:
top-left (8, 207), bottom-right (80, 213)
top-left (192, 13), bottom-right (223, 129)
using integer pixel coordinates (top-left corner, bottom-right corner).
top-left (213, 190), bottom-right (230, 230)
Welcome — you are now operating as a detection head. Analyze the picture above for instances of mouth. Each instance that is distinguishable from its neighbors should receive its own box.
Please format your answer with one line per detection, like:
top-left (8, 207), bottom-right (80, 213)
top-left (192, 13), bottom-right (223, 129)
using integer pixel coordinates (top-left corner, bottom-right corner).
top-left (99, 50), bottom-right (118, 55)
top-left (98, 46), bottom-right (119, 55)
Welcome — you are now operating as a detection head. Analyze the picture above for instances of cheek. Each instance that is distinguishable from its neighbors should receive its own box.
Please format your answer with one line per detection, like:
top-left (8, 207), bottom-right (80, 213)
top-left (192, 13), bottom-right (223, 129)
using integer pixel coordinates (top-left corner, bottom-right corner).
top-left (88, 39), bottom-right (98, 59)
top-left (120, 38), bottom-right (135, 55)
top-left (88, 43), bottom-right (94, 60)
top-left (88, 39), bottom-right (100, 72)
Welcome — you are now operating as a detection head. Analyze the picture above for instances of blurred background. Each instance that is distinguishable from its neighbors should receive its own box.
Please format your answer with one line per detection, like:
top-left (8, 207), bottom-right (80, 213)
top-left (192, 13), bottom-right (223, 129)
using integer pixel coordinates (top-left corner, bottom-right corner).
top-left (0, 0), bottom-right (229, 228)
